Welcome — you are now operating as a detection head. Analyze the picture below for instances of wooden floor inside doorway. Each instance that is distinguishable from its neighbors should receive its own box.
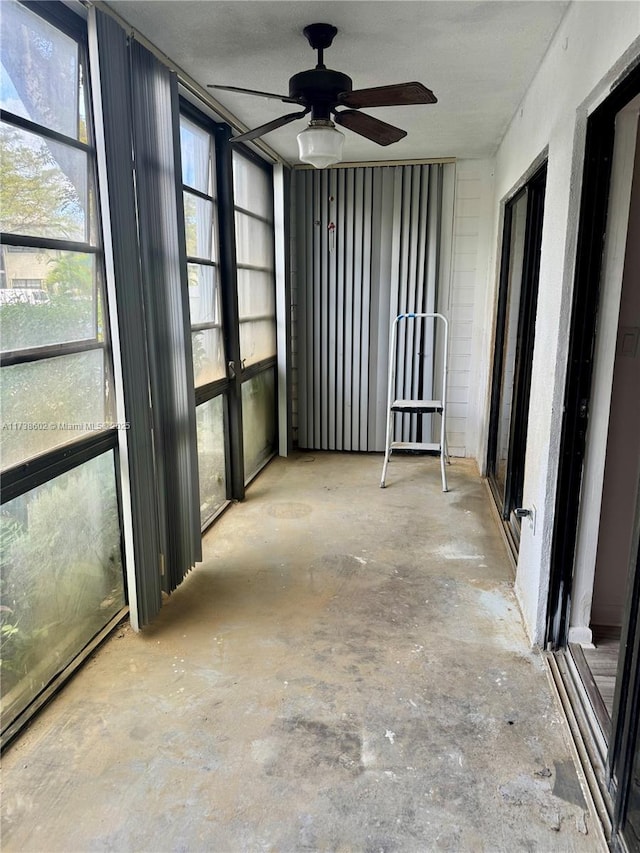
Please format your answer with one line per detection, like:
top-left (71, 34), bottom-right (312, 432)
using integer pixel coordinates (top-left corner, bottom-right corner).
top-left (582, 625), bottom-right (621, 719)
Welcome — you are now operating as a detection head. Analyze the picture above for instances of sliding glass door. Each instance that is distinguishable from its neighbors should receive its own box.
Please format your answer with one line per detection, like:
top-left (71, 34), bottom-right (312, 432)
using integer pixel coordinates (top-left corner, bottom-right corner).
top-left (487, 164), bottom-right (546, 549)
top-left (180, 114), bottom-right (229, 528)
top-left (178, 109), bottom-right (278, 527)
top-left (233, 150), bottom-right (278, 483)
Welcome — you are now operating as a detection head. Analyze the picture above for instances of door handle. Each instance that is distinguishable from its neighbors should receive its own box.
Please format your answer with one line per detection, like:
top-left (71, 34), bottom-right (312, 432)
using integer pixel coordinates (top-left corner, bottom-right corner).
top-left (228, 360), bottom-right (246, 378)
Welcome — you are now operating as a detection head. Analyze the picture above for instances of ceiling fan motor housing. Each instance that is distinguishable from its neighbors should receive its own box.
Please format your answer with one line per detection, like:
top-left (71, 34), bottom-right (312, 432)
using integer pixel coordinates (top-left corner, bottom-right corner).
top-left (289, 69), bottom-right (353, 120)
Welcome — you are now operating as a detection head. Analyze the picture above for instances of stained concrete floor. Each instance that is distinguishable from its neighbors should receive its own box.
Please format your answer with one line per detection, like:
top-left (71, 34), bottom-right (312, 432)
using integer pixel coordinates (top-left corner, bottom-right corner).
top-left (1, 452), bottom-right (604, 852)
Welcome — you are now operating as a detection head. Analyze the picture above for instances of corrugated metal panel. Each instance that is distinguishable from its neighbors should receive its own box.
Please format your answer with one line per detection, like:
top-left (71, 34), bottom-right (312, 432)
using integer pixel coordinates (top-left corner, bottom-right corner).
top-left (297, 163), bottom-right (451, 451)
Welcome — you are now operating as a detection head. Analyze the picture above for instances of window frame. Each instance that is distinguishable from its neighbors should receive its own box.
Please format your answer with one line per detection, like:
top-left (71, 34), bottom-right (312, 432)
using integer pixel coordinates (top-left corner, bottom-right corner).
top-left (179, 100), bottom-right (233, 528)
top-left (0, 1), bottom-right (118, 509)
top-left (0, 0), bottom-right (127, 746)
top-left (232, 145), bottom-right (278, 375)
top-left (178, 100), bottom-right (279, 518)
top-left (231, 146), bottom-right (279, 484)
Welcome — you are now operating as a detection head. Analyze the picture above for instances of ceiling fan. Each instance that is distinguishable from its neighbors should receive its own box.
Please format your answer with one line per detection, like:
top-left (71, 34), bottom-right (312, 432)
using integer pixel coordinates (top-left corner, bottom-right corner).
top-left (207, 23), bottom-right (437, 168)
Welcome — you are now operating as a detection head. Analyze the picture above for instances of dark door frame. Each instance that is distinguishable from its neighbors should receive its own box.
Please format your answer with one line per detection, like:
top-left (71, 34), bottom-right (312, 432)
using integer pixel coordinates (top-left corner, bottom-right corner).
top-left (214, 121), bottom-right (247, 501)
top-left (545, 60), bottom-right (640, 852)
top-left (610, 481), bottom-right (640, 848)
top-left (487, 163), bottom-right (547, 550)
top-left (546, 61), bottom-right (640, 650)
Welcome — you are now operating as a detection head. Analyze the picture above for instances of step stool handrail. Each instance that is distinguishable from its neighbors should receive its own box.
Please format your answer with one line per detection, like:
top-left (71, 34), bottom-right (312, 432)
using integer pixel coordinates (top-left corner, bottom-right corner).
top-left (387, 312), bottom-right (449, 411)
top-left (382, 311), bottom-right (449, 492)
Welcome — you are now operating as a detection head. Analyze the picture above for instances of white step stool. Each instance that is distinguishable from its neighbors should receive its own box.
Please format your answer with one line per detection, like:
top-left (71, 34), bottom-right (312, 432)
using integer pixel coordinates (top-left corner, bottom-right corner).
top-left (380, 312), bottom-right (449, 492)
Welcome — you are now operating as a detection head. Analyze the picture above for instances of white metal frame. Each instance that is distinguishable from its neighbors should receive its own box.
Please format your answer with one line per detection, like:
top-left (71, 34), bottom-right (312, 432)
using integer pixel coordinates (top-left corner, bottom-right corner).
top-left (380, 312), bottom-right (449, 492)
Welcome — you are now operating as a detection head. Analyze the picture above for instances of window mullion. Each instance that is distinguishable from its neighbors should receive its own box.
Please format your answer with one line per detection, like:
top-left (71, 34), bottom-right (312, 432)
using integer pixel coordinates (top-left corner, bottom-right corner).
top-left (0, 110), bottom-right (93, 153)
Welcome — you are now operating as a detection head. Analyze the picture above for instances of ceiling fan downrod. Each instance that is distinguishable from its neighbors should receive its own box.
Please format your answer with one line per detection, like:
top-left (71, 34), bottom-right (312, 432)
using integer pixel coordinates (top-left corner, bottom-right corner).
top-left (291, 24), bottom-right (351, 121)
top-left (302, 23), bottom-right (338, 69)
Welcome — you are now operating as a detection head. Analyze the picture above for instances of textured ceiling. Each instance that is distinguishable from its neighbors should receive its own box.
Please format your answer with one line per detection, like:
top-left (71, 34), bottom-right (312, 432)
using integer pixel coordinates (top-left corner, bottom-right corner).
top-left (106, 0), bottom-right (570, 164)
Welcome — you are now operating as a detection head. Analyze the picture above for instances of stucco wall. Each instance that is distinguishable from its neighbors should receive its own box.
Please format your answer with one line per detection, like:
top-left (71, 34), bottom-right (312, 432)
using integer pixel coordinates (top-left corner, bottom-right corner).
top-left (481, 2), bottom-right (640, 644)
top-left (448, 159), bottom-right (495, 459)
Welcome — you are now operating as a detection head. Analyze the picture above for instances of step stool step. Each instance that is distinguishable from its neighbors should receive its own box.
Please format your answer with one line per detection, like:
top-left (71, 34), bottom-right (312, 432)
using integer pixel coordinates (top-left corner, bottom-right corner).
top-left (391, 399), bottom-right (443, 413)
top-left (390, 441), bottom-right (441, 452)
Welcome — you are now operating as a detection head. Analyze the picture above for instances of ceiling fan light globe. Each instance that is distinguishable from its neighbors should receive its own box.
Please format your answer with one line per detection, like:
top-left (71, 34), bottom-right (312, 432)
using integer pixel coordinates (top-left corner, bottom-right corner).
top-left (297, 121), bottom-right (344, 169)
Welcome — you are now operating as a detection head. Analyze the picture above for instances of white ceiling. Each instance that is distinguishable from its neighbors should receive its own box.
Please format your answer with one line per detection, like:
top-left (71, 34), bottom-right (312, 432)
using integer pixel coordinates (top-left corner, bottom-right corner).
top-left (106, 0), bottom-right (570, 165)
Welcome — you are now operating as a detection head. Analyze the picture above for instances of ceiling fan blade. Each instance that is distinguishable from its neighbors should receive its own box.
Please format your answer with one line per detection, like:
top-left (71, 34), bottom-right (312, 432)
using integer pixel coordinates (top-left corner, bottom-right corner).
top-left (334, 110), bottom-right (406, 146)
top-left (339, 82), bottom-right (437, 108)
top-left (207, 83), bottom-right (299, 104)
top-left (230, 109), bottom-right (310, 145)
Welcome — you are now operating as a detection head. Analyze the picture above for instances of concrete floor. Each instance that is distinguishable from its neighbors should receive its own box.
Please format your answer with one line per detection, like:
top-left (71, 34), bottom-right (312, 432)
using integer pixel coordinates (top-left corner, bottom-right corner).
top-left (1, 452), bottom-right (604, 852)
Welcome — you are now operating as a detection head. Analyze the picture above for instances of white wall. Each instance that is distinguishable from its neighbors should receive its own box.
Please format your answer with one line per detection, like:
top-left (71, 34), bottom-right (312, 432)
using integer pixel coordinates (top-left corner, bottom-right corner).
top-left (482, 2), bottom-right (640, 644)
top-left (447, 160), bottom-right (495, 459)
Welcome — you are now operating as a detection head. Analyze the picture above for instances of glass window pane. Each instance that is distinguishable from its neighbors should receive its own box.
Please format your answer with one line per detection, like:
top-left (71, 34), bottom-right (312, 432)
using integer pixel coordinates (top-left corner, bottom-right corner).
top-left (494, 192), bottom-right (528, 501)
top-left (180, 118), bottom-right (213, 196)
top-left (1, 251), bottom-right (100, 351)
top-left (240, 319), bottom-right (276, 367)
top-left (187, 263), bottom-right (220, 326)
top-left (183, 191), bottom-right (214, 261)
top-left (0, 452), bottom-right (125, 730)
top-left (232, 152), bottom-right (272, 220)
top-left (242, 368), bottom-right (276, 481)
top-left (196, 396), bottom-right (227, 526)
top-left (192, 328), bottom-right (225, 387)
top-left (235, 212), bottom-right (274, 269)
top-left (0, 123), bottom-right (90, 243)
top-left (237, 268), bottom-right (275, 319)
top-left (1, 349), bottom-right (113, 469)
top-left (0, 0), bottom-right (81, 139)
